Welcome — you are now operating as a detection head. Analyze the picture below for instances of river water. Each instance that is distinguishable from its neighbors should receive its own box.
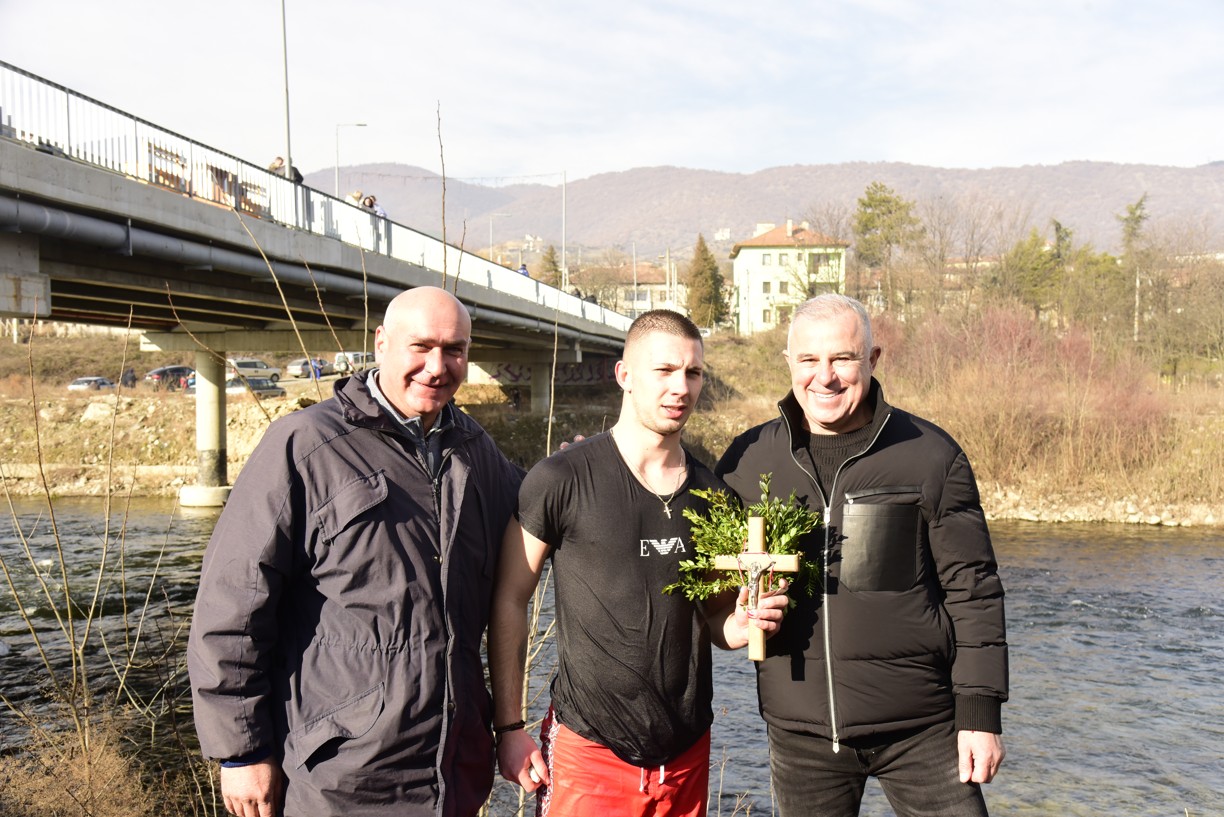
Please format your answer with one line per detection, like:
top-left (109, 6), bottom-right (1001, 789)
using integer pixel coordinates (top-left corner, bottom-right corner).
top-left (2, 501), bottom-right (1221, 816)
top-left (700, 521), bottom-right (1224, 817)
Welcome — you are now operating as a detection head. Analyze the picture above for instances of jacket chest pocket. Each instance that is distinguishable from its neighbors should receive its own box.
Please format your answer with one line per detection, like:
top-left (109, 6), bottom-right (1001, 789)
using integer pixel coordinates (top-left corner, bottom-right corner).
top-left (314, 470), bottom-right (390, 548)
top-left (838, 486), bottom-right (923, 592)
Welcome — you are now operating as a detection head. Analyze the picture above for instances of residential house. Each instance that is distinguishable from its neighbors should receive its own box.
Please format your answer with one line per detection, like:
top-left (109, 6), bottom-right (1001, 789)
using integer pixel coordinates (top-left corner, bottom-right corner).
top-left (730, 220), bottom-right (848, 334)
top-left (609, 261), bottom-right (686, 318)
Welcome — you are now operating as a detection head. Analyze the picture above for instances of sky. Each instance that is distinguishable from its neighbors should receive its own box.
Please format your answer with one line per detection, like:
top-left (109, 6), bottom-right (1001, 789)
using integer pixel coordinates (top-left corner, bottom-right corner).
top-left (2, 0), bottom-right (1221, 183)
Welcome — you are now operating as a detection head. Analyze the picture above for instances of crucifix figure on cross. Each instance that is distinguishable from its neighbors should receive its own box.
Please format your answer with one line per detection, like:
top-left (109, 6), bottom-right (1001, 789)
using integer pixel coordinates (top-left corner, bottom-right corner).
top-left (713, 516), bottom-right (800, 661)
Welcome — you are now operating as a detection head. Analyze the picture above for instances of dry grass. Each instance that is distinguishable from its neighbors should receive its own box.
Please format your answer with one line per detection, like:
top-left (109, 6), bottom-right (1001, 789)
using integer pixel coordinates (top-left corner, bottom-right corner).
top-left (871, 306), bottom-right (1224, 518)
top-left (465, 393), bottom-right (619, 469)
top-left (699, 326), bottom-right (791, 408)
top-left (0, 332), bottom-right (182, 390)
top-left (0, 713), bottom-right (204, 817)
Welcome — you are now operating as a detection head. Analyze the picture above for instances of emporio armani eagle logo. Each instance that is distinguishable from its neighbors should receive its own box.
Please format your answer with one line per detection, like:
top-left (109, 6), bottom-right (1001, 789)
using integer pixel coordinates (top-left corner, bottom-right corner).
top-left (639, 537), bottom-right (687, 556)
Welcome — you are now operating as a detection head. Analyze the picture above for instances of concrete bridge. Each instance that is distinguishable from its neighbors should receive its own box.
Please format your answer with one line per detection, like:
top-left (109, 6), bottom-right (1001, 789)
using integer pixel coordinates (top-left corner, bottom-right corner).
top-left (0, 60), bottom-right (629, 504)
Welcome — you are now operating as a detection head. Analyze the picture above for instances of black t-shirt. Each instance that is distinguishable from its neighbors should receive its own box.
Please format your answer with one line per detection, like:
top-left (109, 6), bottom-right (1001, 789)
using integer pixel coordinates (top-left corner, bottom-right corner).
top-left (517, 432), bottom-right (725, 766)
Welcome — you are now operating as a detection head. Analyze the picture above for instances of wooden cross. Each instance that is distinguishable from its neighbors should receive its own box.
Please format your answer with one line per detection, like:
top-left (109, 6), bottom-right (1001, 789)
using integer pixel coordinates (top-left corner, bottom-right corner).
top-left (713, 517), bottom-right (799, 661)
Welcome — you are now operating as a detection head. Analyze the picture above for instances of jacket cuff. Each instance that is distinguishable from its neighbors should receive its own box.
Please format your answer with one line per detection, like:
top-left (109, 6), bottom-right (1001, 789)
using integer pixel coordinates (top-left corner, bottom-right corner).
top-left (954, 695), bottom-right (1002, 734)
top-left (220, 745), bottom-right (272, 768)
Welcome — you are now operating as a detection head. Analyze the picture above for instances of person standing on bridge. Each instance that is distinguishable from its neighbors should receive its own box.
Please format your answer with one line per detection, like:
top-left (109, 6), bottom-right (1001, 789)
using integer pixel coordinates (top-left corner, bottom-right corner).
top-left (187, 286), bottom-right (523, 817)
top-left (488, 309), bottom-right (789, 816)
top-left (267, 156), bottom-right (303, 184)
top-left (362, 194), bottom-right (387, 218)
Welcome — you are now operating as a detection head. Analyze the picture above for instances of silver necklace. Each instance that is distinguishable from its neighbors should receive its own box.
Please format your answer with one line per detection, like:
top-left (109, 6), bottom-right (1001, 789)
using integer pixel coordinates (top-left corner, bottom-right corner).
top-left (611, 429), bottom-right (686, 518)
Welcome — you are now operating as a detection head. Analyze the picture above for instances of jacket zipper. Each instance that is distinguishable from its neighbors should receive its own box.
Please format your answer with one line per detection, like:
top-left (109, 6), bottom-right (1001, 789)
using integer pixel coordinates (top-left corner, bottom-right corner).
top-left (432, 443), bottom-right (460, 813)
top-left (782, 405), bottom-right (891, 754)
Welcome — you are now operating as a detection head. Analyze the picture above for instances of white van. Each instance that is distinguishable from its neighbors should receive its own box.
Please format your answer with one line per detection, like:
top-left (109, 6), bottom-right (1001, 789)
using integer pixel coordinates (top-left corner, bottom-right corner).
top-left (334, 351), bottom-right (375, 373)
top-left (226, 357), bottom-right (282, 382)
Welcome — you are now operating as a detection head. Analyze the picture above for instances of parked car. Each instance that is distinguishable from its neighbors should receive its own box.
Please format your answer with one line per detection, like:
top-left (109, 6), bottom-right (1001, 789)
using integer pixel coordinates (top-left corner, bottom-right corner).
top-left (144, 365), bottom-right (194, 390)
top-left (286, 357), bottom-right (335, 378)
top-left (225, 358), bottom-right (282, 382)
top-left (225, 377), bottom-right (286, 399)
top-left (67, 376), bottom-right (116, 391)
top-left (333, 351), bottom-right (375, 373)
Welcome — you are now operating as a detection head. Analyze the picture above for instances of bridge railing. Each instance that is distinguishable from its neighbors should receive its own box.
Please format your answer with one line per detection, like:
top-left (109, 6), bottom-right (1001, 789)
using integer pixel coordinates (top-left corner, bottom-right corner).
top-left (0, 60), bottom-right (630, 333)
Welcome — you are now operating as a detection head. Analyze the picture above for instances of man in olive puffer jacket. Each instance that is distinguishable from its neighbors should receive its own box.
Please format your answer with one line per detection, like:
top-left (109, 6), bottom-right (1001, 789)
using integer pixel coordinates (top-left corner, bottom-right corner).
top-left (716, 294), bottom-right (1008, 817)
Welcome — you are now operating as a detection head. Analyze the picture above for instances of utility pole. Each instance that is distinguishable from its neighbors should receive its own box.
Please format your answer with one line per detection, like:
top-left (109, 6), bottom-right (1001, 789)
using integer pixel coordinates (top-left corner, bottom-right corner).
top-left (665, 248), bottom-right (672, 307)
top-left (561, 171), bottom-right (568, 291)
top-left (489, 212), bottom-right (509, 263)
top-left (278, 0), bottom-right (293, 181)
top-left (1133, 268), bottom-right (1141, 343)
top-left (632, 242), bottom-right (638, 317)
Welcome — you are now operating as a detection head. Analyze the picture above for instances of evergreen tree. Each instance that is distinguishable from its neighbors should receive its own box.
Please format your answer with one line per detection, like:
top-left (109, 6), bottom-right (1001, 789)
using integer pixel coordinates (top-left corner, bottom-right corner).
top-left (852, 182), bottom-right (923, 310)
top-left (998, 228), bottom-right (1062, 320)
top-left (1060, 244), bottom-right (1129, 337)
top-left (539, 244), bottom-right (562, 288)
top-left (1117, 194), bottom-right (1149, 259)
top-left (684, 234), bottom-right (727, 328)
top-left (1052, 220), bottom-right (1074, 266)
top-left (853, 182), bottom-right (923, 266)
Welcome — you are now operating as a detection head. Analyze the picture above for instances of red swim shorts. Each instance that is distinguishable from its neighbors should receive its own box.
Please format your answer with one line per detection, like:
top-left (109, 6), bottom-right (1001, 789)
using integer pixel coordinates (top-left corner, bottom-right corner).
top-left (536, 705), bottom-right (711, 817)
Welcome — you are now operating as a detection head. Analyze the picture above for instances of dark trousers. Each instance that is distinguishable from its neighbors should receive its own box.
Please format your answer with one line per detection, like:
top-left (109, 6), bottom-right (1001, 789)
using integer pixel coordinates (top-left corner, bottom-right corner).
top-left (768, 720), bottom-right (989, 817)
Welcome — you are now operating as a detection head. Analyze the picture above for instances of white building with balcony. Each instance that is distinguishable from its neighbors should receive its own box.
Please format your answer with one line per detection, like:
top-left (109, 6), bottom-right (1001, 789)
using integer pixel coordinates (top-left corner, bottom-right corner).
top-left (730, 220), bottom-right (848, 334)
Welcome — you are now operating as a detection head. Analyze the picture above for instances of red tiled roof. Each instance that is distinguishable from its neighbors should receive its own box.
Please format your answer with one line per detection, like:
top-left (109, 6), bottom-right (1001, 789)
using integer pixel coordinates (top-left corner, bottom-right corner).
top-left (730, 224), bottom-right (848, 258)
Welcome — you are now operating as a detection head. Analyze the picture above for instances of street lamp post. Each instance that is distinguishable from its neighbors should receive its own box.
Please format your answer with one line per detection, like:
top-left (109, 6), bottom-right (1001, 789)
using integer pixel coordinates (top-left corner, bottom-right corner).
top-left (658, 249), bottom-right (673, 308)
top-left (279, 0), bottom-right (293, 180)
top-left (334, 123), bottom-right (367, 197)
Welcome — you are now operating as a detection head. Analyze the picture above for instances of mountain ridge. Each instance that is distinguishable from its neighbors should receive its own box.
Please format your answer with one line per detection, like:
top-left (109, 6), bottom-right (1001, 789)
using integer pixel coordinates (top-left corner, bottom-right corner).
top-left (307, 160), bottom-right (1224, 261)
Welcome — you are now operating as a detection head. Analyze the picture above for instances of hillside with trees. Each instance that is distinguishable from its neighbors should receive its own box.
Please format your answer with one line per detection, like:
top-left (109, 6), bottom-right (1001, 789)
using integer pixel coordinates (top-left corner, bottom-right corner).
top-left (316, 160), bottom-right (1224, 262)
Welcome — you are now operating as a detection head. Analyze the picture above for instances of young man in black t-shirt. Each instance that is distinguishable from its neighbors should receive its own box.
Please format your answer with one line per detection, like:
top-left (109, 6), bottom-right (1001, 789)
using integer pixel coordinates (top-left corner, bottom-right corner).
top-left (488, 310), bottom-right (789, 816)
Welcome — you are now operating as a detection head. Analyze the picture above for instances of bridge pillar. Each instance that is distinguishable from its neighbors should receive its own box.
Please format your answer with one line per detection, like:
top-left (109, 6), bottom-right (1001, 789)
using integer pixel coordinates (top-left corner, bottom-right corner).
top-left (530, 363), bottom-right (552, 414)
top-left (0, 233), bottom-right (50, 318)
top-left (179, 352), bottom-right (231, 507)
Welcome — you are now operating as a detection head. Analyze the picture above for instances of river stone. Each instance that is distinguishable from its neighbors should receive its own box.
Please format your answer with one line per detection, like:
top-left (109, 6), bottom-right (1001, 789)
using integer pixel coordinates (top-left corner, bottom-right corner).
top-left (81, 400), bottom-right (116, 422)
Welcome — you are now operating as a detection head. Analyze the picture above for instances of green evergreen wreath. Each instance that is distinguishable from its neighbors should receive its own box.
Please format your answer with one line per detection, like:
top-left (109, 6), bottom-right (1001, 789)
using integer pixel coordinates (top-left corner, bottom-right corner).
top-left (664, 474), bottom-right (823, 601)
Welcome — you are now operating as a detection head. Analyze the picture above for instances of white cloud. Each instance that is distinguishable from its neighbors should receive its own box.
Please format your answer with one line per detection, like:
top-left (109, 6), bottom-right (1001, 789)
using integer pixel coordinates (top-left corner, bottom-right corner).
top-left (1, 0), bottom-right (1219, 180)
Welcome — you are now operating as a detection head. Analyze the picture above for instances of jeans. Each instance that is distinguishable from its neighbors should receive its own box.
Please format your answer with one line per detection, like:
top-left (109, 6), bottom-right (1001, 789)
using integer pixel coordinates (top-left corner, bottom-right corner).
top-left (768, 720), bottom-right (989, 817)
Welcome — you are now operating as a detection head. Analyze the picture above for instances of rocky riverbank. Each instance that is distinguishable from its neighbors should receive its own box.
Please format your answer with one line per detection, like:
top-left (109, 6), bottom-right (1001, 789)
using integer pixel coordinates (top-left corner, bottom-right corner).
top-left (0, 390), bottom-right (307, 499)
top-left (3, 390), bottom-right (1220, 528)
top-left (982, 485), bottom-right (1220, 528)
